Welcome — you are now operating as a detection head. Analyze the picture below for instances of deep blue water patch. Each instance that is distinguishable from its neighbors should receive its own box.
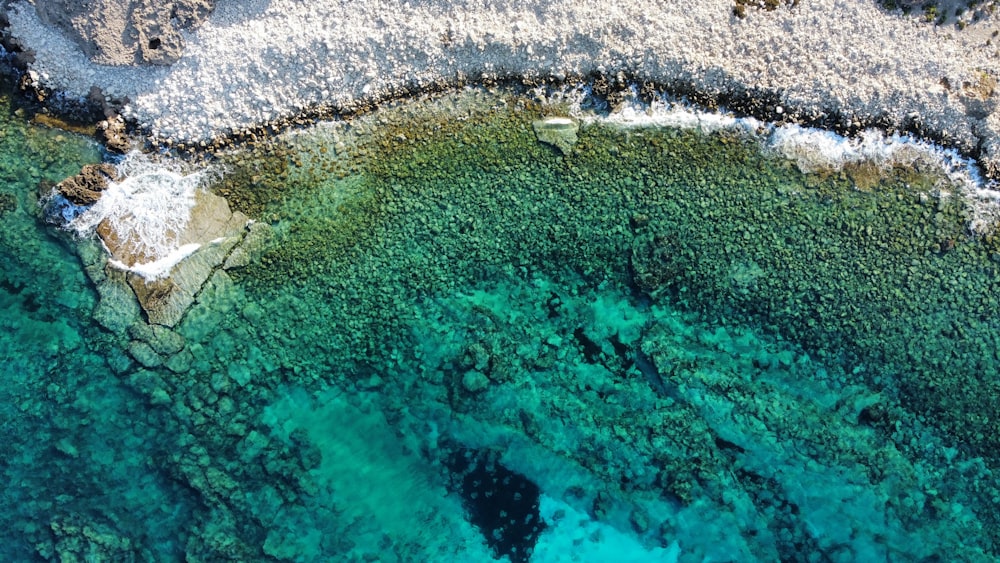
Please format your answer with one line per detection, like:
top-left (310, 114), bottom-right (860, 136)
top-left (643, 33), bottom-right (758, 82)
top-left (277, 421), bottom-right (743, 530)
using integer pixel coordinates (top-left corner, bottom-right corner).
top-left (447, 449), bottom-right (545, 562)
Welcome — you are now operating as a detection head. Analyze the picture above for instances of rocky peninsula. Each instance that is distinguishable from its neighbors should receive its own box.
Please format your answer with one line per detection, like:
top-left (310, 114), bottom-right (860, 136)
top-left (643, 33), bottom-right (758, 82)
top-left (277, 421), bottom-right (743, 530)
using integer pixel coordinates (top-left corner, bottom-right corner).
top-left (3, 0), bottom-right (999, 178)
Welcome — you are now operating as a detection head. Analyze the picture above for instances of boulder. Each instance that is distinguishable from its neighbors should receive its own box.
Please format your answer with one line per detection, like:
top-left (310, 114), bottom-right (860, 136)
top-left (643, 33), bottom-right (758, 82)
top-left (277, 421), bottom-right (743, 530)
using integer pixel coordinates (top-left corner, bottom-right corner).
top-left (96, 115), bottom-right (130, 153)
top-left (98, 189), bottom-right (251, 326)
top-left (56, 163), bottom-right (119, 205)
top-left (532, 117), bottom-right (579, 156)
top-left (33, 0), bottom-right (215, 66)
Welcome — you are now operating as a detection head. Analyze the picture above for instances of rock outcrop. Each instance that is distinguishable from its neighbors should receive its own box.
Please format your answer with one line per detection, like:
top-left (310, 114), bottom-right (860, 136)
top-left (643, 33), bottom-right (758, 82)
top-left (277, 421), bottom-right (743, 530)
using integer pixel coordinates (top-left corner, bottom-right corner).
top-left (33, 0), bottom-right (215, 66)
top-left (95, 188), bottom-right (263, 327)
top-left (56, 153), bottom-right (269, 332)
top-left (96, 115), bottom-right (131, 153)
top-left (532, 117), bottom-right (579, 156)
top-left (56, 162), bottom-right (119, 205)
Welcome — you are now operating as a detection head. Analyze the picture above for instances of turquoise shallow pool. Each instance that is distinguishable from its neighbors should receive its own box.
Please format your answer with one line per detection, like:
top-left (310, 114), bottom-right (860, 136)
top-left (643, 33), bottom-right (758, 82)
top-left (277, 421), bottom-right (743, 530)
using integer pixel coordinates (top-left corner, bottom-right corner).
top-left (4, 85), bottom-right (1000, 561)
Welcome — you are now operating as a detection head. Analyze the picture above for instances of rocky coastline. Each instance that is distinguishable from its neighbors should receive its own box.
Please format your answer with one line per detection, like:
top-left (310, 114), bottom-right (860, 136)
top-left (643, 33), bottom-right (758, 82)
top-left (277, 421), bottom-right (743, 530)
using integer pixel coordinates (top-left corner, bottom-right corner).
top-left (5, 0), bottom-right (998, 331)
top-left (7, 5), bottom-right (1000, 560)
top-left (1, 0), bottom-right (998, 179)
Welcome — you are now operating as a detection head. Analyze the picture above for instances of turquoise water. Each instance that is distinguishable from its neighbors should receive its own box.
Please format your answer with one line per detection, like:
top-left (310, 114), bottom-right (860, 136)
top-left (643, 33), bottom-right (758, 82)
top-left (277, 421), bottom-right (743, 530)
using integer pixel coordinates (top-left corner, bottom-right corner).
top-left (4, 86), bottom-right (1000, 561)
top-left (0, 86), bottom-right (201, 560)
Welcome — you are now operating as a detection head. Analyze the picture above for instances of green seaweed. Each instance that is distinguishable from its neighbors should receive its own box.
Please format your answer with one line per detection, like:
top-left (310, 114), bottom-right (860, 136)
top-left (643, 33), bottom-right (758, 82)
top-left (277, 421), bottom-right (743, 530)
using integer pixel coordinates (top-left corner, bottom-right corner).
top-left (5, 84), bottom-right (1000, 560)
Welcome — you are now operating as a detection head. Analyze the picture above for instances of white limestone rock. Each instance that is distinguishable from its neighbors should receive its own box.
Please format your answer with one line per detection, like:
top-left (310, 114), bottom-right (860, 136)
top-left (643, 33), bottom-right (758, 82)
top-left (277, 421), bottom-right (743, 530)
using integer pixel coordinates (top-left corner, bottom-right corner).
top-left (532, 117), bottom-right (579, 156)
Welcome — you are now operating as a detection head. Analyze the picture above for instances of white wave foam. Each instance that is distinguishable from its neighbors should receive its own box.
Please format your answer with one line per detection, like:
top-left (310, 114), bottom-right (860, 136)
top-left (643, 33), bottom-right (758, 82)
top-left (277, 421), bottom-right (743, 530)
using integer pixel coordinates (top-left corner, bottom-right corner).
top-left (70, 151), bottom-right (207, 277)
top-left (768, 125), bottom-right (956, 177)
top-left (769, 125), bottom-right (880, 173)
top-left (590, 99), bottom-right (1000, 233)
top-left (583, 97), bottom-right (757, 134)
top-left (766, 124), bottom-right (1000, 233)
top-left (108, 243), bottom-right (202, 280)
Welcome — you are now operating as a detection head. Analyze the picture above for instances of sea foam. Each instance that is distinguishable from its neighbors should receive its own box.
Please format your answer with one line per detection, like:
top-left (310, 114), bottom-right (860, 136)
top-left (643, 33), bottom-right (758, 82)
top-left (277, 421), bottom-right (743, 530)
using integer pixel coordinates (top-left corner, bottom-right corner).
top-left (69, 151), bottom-right (207, 278)
top-left (589, 97), bottom-right (1000, 234)
top-left (766, 124), bottom-right (1000, 234)
top-left (107, 243), bottom-right (202, 281)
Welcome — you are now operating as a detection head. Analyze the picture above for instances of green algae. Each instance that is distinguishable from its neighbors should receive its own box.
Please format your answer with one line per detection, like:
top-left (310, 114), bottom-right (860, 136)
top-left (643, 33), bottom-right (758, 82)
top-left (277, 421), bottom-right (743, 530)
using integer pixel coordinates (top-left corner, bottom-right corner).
top-left (6, 84), bottom-right (1000, 560)
top-left (171, 90), bottom-right (1000, 558)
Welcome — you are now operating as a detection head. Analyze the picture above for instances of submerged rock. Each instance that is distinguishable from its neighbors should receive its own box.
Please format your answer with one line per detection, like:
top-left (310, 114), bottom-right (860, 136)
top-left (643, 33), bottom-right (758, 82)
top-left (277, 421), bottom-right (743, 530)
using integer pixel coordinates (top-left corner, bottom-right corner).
top-left (532, 117), bottom-right (579, 156)
top-left (139, 196), bottom-right (248, 326)
top-left (38, 517), bottom-right (134, 562)
top-left (93, 267), bottom-right (142, 333)
top-left (0, 193), bottom-right (16, 216)
top-left (97, 189), bottom-right (253, 326)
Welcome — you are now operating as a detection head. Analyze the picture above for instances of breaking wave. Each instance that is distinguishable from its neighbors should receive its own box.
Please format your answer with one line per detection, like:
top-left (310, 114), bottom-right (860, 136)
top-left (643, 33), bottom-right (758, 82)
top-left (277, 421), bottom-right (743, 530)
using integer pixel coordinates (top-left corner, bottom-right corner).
top-left (68, 151), bottom-right (207, 273)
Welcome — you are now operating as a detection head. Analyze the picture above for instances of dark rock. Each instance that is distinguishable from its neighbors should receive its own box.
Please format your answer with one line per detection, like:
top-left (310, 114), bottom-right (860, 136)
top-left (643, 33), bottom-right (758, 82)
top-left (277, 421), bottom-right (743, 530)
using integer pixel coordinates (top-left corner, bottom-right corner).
top-left (17, 69), bottom-right (48, 103)
top-left (96, 115), bottom-right (130, 153)
top-left (0, 193), bottom-right (16, 216)
top-left (56, 162), bottom-right (118, 205)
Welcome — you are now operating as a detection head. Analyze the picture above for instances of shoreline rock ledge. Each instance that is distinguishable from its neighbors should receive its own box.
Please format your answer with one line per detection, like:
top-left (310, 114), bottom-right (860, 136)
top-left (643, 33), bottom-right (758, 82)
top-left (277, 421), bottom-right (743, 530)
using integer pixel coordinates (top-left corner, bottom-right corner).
top-left (5, 0), bottom-right (1000, 178)
top-left (91, 189), bottom-right (268, 328)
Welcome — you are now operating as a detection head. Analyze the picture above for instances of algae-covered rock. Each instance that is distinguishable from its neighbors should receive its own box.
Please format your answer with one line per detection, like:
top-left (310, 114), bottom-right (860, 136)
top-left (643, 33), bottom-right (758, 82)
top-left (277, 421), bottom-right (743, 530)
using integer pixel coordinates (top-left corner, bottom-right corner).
top-left (40, 517), bottom-right (135, 561)
top-left (0, 193), bottom-right (16, 216)
top-left (532, 117), bottom-right (579, 156)
top-left (128, 340), bottom-right (164, 368)
top-left (129, 322), bottom-right (186, 355)
top-left (461, 370), bottom-right (490, 393)
top-left (223, 221), bottom-right (272, 270)
top-left (93, 267), bottom-right (142, 332)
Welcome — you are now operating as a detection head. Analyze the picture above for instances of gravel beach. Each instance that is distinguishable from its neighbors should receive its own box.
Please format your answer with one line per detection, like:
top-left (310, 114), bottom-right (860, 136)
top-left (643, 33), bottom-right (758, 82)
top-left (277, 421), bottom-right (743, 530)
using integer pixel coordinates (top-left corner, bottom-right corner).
top-left (5, 0), bottom-right (1000, 172)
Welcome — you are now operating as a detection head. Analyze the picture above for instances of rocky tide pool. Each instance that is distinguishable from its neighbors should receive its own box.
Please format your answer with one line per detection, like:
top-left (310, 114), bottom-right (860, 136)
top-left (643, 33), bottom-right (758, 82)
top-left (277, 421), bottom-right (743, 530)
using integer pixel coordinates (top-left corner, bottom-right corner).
top-left (4, 84), bottom-right (1000, 562)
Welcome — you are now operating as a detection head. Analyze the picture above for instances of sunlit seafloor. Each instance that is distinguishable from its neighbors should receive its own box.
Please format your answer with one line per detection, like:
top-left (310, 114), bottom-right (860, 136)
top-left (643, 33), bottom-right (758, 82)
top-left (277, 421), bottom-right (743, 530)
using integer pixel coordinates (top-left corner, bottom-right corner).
top-left (3, 84), bottom-right (1000, 561)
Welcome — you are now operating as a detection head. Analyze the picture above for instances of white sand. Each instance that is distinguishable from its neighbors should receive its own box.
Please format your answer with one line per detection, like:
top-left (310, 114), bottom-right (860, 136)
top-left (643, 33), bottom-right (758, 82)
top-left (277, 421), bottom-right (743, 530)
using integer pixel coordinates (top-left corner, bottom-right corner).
top-left (6, 0), bottom-right (1000, 172)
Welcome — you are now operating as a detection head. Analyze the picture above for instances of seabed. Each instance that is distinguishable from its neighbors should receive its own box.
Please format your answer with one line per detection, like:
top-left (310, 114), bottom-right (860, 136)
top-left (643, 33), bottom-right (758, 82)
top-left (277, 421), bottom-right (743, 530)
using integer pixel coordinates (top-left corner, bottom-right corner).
top-left (3, 85), bottom-right (1000, 561)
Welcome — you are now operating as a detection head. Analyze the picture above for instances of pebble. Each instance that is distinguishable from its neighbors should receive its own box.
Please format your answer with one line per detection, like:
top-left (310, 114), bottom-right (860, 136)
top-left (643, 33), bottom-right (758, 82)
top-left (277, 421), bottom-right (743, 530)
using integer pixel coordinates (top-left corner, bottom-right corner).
top-left (6, 0), bottom-right (994, 183)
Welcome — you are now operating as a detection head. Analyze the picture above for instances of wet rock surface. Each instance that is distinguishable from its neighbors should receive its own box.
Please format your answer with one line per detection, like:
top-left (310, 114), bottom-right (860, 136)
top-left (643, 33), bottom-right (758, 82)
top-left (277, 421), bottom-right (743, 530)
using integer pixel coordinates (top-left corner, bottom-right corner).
top-left (96, 115), bottom-right (130, 153)
top-left (532, 117), bottom-right (579, 156)
top-left (7, 0), bottom-right (999, 180)
top-left (56, 162), bottom-right (118, 205)
top-left (93, 188), bottom-right (260, 327)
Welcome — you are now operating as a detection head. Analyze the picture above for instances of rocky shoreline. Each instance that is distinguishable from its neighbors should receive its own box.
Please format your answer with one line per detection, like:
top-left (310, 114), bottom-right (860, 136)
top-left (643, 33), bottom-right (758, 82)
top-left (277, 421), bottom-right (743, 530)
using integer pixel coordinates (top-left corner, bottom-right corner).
top-left (2, 0), bottom-right (998, 179)
top-left (7, 7), bottom-right (1000, 560)
top-left (4, 0), bottom-right (999, 334)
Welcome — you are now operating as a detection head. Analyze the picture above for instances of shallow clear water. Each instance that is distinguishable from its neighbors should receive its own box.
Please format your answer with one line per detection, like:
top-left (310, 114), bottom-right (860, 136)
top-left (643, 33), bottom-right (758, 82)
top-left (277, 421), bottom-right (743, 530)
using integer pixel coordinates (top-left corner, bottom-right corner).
top-left (0, 85), bottom-right (200, 560)
top-left (4, 87), bottom-right (1000, 561)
